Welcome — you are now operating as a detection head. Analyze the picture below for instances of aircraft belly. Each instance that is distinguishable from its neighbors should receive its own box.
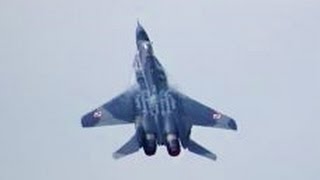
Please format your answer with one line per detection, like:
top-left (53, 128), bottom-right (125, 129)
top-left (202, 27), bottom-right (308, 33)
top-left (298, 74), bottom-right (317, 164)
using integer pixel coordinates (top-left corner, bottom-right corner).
top-left (82, 22), bottom-right (237, 161)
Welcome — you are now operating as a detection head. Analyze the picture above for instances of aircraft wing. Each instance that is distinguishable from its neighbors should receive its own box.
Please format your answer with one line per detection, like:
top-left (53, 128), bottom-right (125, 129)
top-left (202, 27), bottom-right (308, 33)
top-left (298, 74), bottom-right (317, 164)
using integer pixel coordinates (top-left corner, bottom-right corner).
top-left (81, 88), bottom-right (138, 128)
top-left (172, 90), bottom-right (237, 130)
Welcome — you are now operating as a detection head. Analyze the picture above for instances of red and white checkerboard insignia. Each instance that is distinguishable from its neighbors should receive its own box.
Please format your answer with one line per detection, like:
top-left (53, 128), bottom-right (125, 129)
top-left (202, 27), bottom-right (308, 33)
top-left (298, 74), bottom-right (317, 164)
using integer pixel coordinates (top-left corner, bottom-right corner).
top-left (212, 113), bottom-right (222, 120)
top-left (93, 110), bottom-right (103, 118)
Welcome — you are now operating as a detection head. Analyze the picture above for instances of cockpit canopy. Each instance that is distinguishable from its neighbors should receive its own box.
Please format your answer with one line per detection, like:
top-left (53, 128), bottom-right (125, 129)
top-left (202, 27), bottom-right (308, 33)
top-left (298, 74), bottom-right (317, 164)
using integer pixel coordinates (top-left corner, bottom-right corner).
top-left (139, 41), bottom-right (154, 55)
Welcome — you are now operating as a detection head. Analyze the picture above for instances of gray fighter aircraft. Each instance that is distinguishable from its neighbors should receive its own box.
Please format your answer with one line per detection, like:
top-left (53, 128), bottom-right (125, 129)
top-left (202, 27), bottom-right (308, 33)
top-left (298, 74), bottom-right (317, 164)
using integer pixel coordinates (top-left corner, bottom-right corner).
top-left (81, 22), bottom-right (237, 161)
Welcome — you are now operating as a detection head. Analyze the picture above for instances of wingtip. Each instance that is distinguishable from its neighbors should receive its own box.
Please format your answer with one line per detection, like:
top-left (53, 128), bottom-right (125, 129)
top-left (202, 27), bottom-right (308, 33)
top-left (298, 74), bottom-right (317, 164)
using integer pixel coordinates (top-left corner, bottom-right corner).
top-left (81, 116), bottom-right (90, 128)
top-left (228, 119), bottom-right (238, 131)
top-left (81, 112), bottom-right (99, 128)
top-left (112, 152), bottom-right (123, 160)
top-left (206, 153), bottom-right (218, 161)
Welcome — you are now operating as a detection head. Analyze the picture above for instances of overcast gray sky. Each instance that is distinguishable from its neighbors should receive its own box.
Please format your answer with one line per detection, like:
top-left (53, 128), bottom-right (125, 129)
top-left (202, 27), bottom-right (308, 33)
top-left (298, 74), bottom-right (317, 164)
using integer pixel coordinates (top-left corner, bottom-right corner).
top-left (1, 0), bottom-right (319, 179)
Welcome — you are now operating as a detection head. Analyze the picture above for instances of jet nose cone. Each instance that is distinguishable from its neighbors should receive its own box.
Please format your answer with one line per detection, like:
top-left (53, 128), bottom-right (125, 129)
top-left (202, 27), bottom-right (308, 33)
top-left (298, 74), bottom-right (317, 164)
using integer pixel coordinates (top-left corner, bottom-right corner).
top-left (136, 21), bottom-right (150, 42)
top-left (137, 20), bottom-right (142, 29)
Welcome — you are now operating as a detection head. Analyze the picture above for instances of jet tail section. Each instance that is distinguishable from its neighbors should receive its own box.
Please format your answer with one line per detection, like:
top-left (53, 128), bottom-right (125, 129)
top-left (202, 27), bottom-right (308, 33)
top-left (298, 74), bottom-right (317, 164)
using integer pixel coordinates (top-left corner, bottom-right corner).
top-left (188, 139), bottom-right (217, 161)
top-left (113, 134), bottom-right (141, 159)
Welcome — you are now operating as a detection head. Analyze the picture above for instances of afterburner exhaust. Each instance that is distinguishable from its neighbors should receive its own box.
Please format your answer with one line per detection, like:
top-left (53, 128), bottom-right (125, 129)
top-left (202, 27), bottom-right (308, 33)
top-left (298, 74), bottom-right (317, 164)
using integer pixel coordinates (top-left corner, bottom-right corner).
top-left (142, 133), bottom-right (157, 156)
top-left (165, 134), bottom-right (181, 156)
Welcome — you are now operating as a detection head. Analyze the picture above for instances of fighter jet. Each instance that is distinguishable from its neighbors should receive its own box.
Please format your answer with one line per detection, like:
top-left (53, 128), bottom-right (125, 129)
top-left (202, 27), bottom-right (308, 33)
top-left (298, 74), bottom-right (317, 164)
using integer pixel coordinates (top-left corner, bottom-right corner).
top-left (81, 22), bottom-right (237, 161)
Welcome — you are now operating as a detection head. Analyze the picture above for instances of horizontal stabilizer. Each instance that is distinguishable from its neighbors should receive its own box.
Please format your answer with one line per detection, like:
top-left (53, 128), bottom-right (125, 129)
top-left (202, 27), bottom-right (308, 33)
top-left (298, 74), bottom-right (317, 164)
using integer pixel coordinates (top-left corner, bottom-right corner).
top-left (113, 134), bottom-right (141, 159)
top-left (188, 139), bottom-right (217, 161)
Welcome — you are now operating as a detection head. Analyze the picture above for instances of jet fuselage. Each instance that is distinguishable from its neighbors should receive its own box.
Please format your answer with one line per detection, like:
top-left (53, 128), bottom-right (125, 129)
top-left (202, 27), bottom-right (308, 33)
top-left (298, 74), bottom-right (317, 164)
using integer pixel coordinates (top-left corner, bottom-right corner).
top-left (133, 23), bottom-right (185, 156)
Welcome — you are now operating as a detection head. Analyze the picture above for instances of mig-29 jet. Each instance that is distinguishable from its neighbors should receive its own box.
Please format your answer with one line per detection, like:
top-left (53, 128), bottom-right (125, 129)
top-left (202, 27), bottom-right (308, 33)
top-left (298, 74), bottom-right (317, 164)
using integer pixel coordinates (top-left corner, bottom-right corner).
top-left (81, 22), bottom-right (237, 161)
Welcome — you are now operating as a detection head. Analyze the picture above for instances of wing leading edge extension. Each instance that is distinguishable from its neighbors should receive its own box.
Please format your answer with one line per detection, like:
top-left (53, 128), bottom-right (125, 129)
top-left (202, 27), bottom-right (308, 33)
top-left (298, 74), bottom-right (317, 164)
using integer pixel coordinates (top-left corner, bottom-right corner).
top-left (172, 90), bottom-right (237, 130)
top-left (81, 88), bottom-right (138, 128)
